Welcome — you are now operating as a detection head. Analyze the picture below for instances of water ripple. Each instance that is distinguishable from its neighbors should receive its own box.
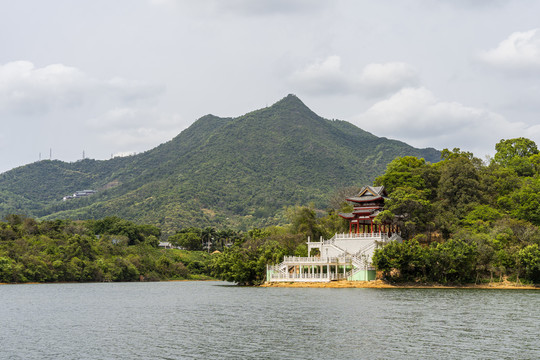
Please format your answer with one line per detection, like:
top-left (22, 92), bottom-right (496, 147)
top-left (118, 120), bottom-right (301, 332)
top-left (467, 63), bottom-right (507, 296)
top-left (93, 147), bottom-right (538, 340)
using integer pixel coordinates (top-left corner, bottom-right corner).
top-left (1, 283), bottom-right (538, 359)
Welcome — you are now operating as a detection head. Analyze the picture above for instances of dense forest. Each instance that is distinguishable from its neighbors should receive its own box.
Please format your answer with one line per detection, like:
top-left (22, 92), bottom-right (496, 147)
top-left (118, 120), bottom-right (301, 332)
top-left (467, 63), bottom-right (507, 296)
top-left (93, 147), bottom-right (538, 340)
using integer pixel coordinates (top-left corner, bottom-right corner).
top-left (2, 137), bottom-right (539, 286)
top-left (0, 216), bottom-right (214, 283)
top-left (370, 137), bottom-right (540, 284)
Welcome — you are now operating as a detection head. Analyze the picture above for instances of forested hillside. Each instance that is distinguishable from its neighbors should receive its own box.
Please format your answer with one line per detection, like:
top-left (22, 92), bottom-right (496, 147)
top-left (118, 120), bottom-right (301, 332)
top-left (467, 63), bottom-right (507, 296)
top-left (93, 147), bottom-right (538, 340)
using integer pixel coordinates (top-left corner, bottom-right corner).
top-left (0, 95), bottom-right (439, 235)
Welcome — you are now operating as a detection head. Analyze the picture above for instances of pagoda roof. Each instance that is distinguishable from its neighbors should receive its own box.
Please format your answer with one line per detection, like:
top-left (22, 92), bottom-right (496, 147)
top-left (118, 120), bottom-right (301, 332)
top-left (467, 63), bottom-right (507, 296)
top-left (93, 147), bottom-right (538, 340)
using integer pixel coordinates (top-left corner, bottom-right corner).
top-left (338, 212), bottom-right (354, 219)
top-left (346, 186), bottom-right (389, 203)
top-left (352, 209), bottom-right (376, 215)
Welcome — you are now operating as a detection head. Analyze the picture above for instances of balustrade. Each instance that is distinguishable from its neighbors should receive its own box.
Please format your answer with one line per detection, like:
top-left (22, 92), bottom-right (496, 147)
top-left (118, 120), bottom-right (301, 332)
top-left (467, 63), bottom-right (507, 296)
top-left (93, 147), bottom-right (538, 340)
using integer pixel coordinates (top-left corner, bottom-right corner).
top-left (268, 272), bottom-right (349, 281)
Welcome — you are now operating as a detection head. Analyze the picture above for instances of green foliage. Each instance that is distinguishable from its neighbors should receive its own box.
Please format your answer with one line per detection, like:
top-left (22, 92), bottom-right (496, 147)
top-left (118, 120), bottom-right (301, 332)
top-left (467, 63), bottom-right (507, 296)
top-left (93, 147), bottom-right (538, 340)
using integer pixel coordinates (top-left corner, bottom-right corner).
top-left (375, 157), bottom-right (427, 193)
top-left (372, 138), bottom-right (540, 284)
top-left (0, 217), bottom-right (210, 283)
top-left (210, 233), bottom-right (303, 285)
top-left (0, 95), bottom-right (440, 235)
top-left (517, 244), bottom-right (540, 283)
top-left (462, 205), bottom-right (502, 228)
top-left (372, 240), bottom-right (430, 281)
top-left (430, 239), bottom-right (478, 283)
top-left (287, 205), bottom-right (324, 241)
top-left (494, 137), bottom-right (539, 167)
top-left (384, 186), bottom-right (433, 239)
top-left (168, 227), bottom-right (241, 252)
top-left (169, 227), bottom-right (203, 251)
top-left (437, 155), bottom-right (481, 216)
top-left (88, 216), bottom-right (161, 246)
top-left (373, 238), bottom-right (478, 284)
top-left (497, 178), bottom-right (540, 225)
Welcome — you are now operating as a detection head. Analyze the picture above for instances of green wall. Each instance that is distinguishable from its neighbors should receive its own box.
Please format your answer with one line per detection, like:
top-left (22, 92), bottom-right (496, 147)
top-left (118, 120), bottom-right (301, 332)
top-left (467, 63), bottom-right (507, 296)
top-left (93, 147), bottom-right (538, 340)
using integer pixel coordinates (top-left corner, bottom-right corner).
top-left (348, 270), bottom-right (376, 281)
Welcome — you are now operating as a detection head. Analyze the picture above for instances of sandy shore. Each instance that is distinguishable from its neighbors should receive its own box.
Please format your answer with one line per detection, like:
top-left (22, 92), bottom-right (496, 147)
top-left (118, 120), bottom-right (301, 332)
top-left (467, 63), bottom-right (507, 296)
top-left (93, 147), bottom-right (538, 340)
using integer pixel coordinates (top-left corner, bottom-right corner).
top-left (261, 279), bottom-right (539, 290)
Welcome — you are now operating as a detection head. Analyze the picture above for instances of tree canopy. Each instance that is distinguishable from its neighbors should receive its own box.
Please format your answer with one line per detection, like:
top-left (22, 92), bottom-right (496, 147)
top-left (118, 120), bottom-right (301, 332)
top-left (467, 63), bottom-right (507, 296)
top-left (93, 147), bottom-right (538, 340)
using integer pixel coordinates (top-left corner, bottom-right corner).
top-left (372, 137), bottom-right (540, 284)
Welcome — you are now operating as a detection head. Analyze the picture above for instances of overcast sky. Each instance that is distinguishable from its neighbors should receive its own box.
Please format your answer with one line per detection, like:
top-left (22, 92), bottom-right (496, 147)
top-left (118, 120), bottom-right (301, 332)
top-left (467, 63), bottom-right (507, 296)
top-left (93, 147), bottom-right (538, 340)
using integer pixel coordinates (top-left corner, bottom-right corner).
top-left (1, 0), bottom-right (540, 173)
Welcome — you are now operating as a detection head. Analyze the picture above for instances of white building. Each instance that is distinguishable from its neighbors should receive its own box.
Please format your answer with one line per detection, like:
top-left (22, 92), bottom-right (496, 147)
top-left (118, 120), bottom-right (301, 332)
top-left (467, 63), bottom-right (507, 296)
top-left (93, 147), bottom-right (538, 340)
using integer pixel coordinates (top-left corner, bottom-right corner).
top-left (267, 186), bottom-right (402, 282)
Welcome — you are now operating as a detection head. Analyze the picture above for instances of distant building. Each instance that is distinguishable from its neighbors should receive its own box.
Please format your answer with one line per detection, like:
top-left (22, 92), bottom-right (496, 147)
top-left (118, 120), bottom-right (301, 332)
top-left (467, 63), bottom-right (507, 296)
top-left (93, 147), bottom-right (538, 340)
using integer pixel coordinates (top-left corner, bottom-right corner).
top-left (158, 241), bottom-right (174, 249)
top-left (267, 186), bottom-right (402, 282)
top-left (63, 189), bottom-right (96, 201)
top-left (73, 190), bottom-right (96, 197)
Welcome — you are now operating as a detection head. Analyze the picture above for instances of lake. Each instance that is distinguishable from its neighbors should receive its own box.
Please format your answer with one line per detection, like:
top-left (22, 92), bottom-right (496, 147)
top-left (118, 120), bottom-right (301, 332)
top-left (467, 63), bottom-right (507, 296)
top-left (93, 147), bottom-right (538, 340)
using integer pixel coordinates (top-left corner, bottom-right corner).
top-left (1, 281), bottom-right (538, 359)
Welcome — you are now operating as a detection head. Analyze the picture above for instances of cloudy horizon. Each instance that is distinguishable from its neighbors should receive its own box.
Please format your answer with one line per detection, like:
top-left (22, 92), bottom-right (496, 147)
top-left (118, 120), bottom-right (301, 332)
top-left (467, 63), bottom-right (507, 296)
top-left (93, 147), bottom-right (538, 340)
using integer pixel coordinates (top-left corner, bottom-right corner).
top-left (1, 0), bottom-right (540, 172)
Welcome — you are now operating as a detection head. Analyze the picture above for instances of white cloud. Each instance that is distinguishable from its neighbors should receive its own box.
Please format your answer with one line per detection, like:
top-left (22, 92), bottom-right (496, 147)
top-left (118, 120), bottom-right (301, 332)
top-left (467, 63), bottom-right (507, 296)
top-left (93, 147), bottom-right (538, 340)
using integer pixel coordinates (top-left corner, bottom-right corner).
top-left (290, 56), bottom-right (349, 95)
top-left (149, 0), bottom-right (175, 5)
top-left (0, 61), bottom-right (162, 116)
top-left (0, 60), bottom-right (179, 171)
top-left (217, 0), bottom-right (326, 15)
top-left (291, 57), bottom-right (419, 97)
top-left (100, 126), bottom-right (179, 148)
top-left (171, 0), bottom-right (328, 16)
top-left (88, 108), bottom-right (183, 147)
top-left (357, 62), bottom-right (418, 97)
top-left (354, 87), bottom-right (536, 156)
top-left (479, 29), bottom-right (540, 72)
top-left (0, 61), bottom-right (86, 115)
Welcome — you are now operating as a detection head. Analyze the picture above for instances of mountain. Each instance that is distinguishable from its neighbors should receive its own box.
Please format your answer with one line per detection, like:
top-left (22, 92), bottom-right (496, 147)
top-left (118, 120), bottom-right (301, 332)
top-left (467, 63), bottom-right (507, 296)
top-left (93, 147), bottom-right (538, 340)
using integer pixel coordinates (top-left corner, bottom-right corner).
top-left (0, 94), bottom-right (440, 234)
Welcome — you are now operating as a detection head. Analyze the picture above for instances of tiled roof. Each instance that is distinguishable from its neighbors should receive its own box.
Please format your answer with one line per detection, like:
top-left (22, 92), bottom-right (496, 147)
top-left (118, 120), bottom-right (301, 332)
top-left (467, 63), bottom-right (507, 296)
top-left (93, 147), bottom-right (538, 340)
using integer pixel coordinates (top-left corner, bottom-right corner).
top-left (346, 185), bottom-right (388, 203)
top-left (338, 212), bottom-right (354, 219)
top-left (347, 195), bottom-right (383, 202)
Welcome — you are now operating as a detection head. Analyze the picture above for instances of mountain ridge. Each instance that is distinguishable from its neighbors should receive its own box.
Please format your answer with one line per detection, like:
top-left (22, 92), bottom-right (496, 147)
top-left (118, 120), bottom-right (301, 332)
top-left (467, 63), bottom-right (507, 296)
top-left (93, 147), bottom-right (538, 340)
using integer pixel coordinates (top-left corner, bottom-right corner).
top-left (0, 94), bottom-right (440, 234)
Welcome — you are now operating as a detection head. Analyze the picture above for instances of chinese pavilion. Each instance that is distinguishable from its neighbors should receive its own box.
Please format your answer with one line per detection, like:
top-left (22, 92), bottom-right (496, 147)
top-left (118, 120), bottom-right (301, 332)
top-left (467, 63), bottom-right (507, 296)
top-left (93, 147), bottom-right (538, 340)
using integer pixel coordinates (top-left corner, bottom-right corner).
top-left (267, 185), bottom-right (401, 283)
top-left (338, 186), bottom-right (399, 235)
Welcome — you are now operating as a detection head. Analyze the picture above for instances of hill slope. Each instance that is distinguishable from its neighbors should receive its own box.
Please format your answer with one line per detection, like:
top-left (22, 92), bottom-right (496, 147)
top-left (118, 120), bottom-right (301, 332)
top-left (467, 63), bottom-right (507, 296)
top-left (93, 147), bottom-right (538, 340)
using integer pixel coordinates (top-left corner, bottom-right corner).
top-left (0, 95), bottom-right (440, 234)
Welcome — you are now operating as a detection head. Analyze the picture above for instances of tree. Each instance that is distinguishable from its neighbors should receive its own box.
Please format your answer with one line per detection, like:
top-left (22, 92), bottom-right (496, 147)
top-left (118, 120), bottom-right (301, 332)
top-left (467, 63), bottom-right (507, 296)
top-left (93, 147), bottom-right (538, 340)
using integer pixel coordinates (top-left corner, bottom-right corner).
top-left (210, 238), bottom-right (288, 286)
top-left (201, 227), bottom-right (217, 252)
top-left (430, 238), bottom-right (478, 283)
top-left (440, 148), bottom-right (476, 162)
top-left (462, 205), bottom-right (503, 228)
top-left (494, 138), bottom-right (539, 167)
top-left (517, 244), bottom-right (540, 283)
top-left (169, 229), bottom-right (202, 251)
top-left (286, 205), bottom-right (323, 241)
top-left (0, 256), bottom-right (15, 283)
top-left (372, 240), bottom-right (430, 282)
top-left (437, 156), bottom-right (481, 216)
top-left (375, 156), bottom-right (428, 194)
top-left (497, 178), bottom-right (540, 226)
top-left (383, 186), bottom-right (433, 240)
top-left (88, 217), bottom-right (161, 245)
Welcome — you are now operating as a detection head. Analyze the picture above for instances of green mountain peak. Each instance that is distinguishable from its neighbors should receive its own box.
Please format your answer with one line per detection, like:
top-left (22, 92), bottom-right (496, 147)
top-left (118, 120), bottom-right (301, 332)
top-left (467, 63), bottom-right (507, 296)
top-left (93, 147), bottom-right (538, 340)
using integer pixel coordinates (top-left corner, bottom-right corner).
top-left (0, 95), bottom-right (440, 234)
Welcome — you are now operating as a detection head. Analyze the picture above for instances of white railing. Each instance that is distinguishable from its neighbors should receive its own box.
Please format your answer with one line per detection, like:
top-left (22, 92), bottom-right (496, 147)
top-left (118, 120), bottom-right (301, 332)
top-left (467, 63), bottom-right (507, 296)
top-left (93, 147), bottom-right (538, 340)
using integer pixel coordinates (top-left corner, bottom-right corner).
top-left (268, 272), bottom-right (350, 281)
top-left (282, 256), bottom-right (353, 264)
top-left (331, 232), bottom-right (391, 241)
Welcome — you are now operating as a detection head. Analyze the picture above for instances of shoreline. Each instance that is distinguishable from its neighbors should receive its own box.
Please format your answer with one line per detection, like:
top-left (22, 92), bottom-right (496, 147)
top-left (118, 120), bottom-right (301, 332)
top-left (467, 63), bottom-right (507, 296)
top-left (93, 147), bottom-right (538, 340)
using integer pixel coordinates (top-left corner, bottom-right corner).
top-left (0, 278), bottom-right (218, 286)
top-left (261, 279), bottom-right (539, 290)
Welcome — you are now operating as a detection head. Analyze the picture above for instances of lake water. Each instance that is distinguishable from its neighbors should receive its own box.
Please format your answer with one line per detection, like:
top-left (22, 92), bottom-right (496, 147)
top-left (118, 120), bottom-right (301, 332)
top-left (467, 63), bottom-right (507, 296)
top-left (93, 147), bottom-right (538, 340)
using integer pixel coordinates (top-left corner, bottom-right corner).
top-left (1, 281), bottom-right (538, 359)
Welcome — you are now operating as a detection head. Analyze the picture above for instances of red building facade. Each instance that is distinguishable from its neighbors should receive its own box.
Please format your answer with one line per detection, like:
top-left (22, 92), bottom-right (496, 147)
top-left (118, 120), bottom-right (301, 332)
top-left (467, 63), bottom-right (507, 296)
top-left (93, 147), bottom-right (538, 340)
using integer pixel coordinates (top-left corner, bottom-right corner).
top-left (338, 186), bottom-right (398, 235)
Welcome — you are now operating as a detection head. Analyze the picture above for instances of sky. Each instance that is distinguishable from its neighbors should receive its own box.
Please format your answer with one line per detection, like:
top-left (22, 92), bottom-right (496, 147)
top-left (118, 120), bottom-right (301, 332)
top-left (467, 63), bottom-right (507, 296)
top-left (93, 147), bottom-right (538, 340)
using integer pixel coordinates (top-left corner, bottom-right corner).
top-left (1, 0), bottom-right (540, 173)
